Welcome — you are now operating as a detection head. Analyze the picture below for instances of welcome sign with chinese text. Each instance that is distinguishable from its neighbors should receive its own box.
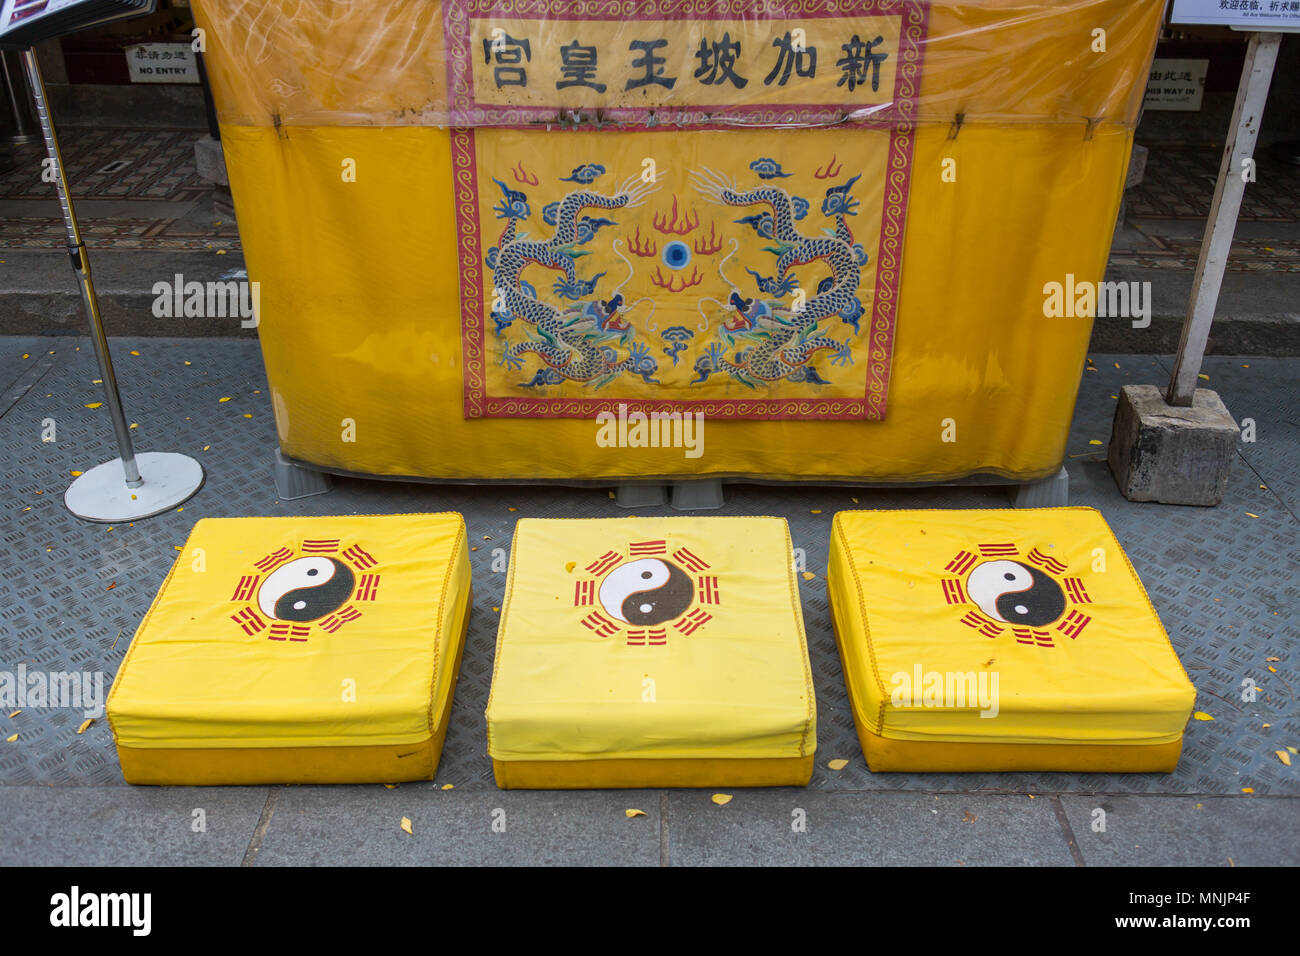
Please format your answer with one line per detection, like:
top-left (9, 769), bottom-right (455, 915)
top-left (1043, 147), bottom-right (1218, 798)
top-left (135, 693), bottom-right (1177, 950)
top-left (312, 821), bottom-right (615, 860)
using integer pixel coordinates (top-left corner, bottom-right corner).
top-left (448, 0), bottom-right (929, 420)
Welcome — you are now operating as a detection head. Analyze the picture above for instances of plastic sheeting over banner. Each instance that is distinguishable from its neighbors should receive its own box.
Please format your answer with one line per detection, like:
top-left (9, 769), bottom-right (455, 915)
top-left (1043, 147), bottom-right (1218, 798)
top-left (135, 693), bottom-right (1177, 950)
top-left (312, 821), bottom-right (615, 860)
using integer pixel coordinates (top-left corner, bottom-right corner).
top-left (193, 0), bottom-right (1164, 482)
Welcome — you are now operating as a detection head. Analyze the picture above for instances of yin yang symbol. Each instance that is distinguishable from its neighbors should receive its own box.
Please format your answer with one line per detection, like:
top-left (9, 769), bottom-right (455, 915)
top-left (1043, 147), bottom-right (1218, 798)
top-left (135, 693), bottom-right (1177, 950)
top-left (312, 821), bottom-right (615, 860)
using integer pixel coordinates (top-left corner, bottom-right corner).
top-left (965, 560), bottom-right (1065, 627)
top-left (257, 557), bottom-right (356, 623)
top-left (598, 558), bottom-right (694, 627)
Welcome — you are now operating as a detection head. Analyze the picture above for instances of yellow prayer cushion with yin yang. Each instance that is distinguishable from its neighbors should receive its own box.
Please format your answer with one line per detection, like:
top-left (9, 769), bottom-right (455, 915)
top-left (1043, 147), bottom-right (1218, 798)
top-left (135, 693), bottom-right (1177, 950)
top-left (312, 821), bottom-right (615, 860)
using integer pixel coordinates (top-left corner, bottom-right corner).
top-left (827, 507), bottom-right (1196, 772)
top-left (107, 513), bottom-right (471, 785)
top-left (486, 516), bottom-right (816, 788)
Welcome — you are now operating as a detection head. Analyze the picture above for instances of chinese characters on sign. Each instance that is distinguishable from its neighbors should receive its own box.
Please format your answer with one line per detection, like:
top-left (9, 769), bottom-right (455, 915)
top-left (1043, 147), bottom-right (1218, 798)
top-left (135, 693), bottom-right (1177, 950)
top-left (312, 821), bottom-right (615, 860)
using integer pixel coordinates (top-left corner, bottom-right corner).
top-left (466, 15), bottom-right (903, 118)
top-left (1143, 58), bottom-right (1209, 111)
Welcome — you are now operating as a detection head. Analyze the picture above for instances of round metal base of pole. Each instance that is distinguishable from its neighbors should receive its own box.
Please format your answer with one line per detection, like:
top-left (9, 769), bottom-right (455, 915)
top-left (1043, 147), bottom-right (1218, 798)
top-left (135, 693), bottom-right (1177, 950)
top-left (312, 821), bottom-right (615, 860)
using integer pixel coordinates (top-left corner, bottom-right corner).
top-left (64, 452), bottom-right (205, 522)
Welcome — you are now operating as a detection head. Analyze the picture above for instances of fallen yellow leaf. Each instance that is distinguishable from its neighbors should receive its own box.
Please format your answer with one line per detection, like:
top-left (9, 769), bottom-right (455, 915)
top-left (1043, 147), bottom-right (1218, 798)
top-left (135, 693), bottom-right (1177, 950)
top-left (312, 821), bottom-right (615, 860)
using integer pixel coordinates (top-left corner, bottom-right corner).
top-left (492, 606), bottom-right (500, 613)
top-left (1193, 712), bottom-right (1214, 721)
top-left (1277, 751), bottom-right (1292, 767)
top-left (625, 809), bottom-right (647, 818)
top-left (1241, 788), bottom-right (1254, 794)
top-left (441, 783), bottom-right (454, 790)
top-left (810, 509), bottom-right (822, 514)
top-left (565, 562), bottom-right (576, 573)
top-left (383, 784), bottom-right (397, 790)
top-left (1198, 373), bottom-right (1209, 380)
top-left (1288, 747), bottom-right (1298, 755)
top-left (76, 718), bottom-right (93, 734)
top-left (801, 571), bottom-right (815, 581)
top-left (400, 816), bottom-right (413, 835)
top-left (70, 470), bottom-right (82, 477)
top-left (827, 758), bottom-right (848, 771)
top-left (850, 497), bottom-right (859, 503)
top-left (129, 350), bottom-right (140, 356)
top-left (5, 733), bottom-right (16, 743)
top-left (508, 506), bottom-right (518, 512)
top-left (1268, 665), bottom-right (1277, 673)
top-left (7, 710), bottom-right (19, 718)
top-left (1245, 513), bottom-right (1259, 519)
top-left (1089, 440), bottom-right (1103, 446)
top-left (218, 397), bottom-right (231, 403)
top-left (711, 793), bottom-right (732, 806)
top-left (243, 413), bottom-right (252, 419)
top-left (84, 402), bottom-right (102, 409)
top-left (184, 361), bottom-right (192, 366)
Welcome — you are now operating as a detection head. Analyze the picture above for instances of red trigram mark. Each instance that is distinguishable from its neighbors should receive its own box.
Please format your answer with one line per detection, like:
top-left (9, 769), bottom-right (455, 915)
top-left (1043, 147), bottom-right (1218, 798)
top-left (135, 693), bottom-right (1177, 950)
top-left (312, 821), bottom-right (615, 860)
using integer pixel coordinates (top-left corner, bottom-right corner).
top-left (978, 543), bottom-right (1019, 557)
top-left (1013, 626), bottom-right (1055, 648)
top-left (580, 610), bottom-right (621, 638)
top-left (941, 578), bottom-right (967, 605)
top-left (960, 610), bottom-right (1003, 638)
top-left (629, 539), bottom-right (667, 556)
top-left (1057, 610), bottom-right (1091, 639)
top-left (697, 575), bottom-right (720, 604)
top-left (626, 627), bottom-right (667, 646)
top-left (319, 605), bottom-right (362, 634)
top-left (675, 608), bottom-right (712, 635)
top-left (230, 606), bottom-right (266, 635)
top-left (301, 538), bottom-right (340, 554)
top-left (341, 544), bottom-right (377, 570)
top-left (945, 550), bottom-right (978, 575)
top-left (672, 548), bottom-right (709, 572)
top-left (355, 573), bottom-right (380, 602)
top-left (586, 550), bottom-right (622, 575)
top-left (1063, 576), bottom-right (1091, 604)
top-left (254, 547), bottom-right (294, 572)
top-left (573, 579), bottom-right (596, 606)
top-left (268, 622), bottom-right (311, 642)
top-left (230, 574), bottom-right (259, 602)
top-left (1027, 548), bottom-right (1067, 575)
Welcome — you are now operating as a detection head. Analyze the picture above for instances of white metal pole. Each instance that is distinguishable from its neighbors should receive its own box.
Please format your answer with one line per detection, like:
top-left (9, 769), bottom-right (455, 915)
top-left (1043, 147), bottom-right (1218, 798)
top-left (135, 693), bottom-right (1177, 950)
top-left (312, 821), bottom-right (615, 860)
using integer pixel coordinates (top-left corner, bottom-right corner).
top-left (1166, 31), bottom-right (1281, 406)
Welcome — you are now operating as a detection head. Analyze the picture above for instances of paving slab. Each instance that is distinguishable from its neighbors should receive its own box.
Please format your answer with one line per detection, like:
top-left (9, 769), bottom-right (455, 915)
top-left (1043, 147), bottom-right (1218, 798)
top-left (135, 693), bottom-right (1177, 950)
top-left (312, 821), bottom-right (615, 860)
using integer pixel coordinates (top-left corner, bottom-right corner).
top-left (252, 786), bottom-right (664, 867)
top-left (665, 791), bottom-right (1077, 867)
top-left (1061, 795), bottom-right (1300, 867)
top-left (0, 785), bottom-right (270, 866)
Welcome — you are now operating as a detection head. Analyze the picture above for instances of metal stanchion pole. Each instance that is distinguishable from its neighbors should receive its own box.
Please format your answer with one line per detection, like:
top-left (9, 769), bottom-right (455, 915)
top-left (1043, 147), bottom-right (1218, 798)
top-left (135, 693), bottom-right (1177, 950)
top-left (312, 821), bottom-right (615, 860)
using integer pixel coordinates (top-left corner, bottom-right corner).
top-left (21, 46), bottom-right (204, 521)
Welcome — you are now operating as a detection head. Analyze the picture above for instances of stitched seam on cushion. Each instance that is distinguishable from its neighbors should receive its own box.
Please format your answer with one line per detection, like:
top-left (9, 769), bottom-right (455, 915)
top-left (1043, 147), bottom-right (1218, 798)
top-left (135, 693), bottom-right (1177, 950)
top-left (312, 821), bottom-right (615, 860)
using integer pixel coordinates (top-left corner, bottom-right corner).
top-left (484, 519), bottom-right (523, 757)
top-left (781, 518), bottom-right (816, 757)
top-left (833, 513), bottom-right (890, 736)
top-left (105, 520), bottom-right (197, 748)
top-left (426, 515), bottom-right (467, 737)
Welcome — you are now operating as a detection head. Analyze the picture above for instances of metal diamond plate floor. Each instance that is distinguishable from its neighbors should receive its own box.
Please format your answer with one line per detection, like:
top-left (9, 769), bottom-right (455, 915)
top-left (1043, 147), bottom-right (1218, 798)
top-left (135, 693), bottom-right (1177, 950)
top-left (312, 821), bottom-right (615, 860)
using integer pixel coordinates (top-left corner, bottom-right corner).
top-left (1, 338), bottom-right (1296, 795)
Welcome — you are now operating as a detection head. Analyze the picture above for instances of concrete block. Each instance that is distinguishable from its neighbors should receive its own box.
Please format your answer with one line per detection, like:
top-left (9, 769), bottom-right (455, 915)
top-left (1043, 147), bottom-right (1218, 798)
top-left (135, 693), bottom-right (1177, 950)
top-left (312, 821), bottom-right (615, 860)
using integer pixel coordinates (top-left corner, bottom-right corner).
top-left (1107, 384), bottom-right (1239, 506)
top-left (194, 135), bottom-right (229, 186)
top-left (671, 478), bottom-right (724, 510)
top-left (1125, 143), bottom-right (1149, 190)
top-left (1009, 466), bottom-right (1069, 508)
top-left (615, 483), bottom-right (667, 508)
top-left (273, 449), bottom-right (332, 500)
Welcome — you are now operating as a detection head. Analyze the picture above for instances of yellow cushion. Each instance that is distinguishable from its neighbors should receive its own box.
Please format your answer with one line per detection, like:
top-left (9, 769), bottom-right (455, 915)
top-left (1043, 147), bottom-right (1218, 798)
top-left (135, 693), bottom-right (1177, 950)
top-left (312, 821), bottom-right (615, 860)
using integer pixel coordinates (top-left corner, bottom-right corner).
top-left (828, 507), bottom-right (1195, 771)
top-left (107, 513), bottom-right (471, 784)
top-left (487, 517), bottom-right (816, 787)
